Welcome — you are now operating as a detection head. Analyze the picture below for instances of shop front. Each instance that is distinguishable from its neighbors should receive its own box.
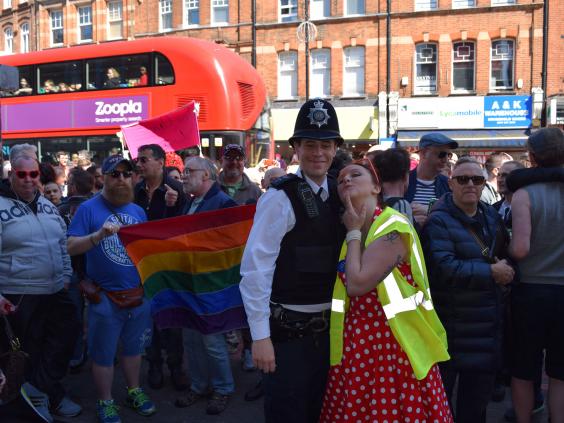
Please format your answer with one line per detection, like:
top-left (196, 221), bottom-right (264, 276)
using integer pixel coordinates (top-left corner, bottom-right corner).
top-left (395, 95), bottom-right (532, 162)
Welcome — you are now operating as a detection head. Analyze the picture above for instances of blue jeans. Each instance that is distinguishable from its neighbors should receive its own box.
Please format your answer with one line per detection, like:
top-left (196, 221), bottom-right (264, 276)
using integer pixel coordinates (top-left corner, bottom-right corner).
top-left (67, 279), bottom-right (85, 362)
top-left (184, 329), bottom-right (234, 395)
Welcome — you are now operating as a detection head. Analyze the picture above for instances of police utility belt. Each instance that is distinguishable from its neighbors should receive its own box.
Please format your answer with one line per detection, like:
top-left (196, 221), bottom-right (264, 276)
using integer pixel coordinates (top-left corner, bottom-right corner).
top-left (269, 303), bottom-right (329, 342)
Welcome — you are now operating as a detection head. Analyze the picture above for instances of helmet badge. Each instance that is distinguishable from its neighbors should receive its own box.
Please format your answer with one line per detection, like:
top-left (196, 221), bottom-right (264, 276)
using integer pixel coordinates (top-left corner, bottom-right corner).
top-left (307, 99), bottom-right (331, 128)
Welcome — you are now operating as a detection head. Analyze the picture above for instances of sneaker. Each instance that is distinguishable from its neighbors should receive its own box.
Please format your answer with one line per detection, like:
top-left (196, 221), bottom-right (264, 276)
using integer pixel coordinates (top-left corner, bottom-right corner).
top-left (174, 389), bottom-right (207, 408)
top-left (96, 399), bottom-right (121, 423)
top-left (242, 348), bottom-right (256, 372)
top-left (20, 383), bottom-right (53, 423)
top-left (52, 396), bottom-right (82, 417)
top-left (206, 392), bottom-right (230, 415)
top-left (125, 387), bottom-right (156, 416)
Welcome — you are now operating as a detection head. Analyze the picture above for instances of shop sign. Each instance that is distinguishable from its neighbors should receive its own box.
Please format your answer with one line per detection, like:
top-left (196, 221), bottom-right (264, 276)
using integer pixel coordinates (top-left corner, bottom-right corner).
top-left (483, 96), bottom-right (532, 128)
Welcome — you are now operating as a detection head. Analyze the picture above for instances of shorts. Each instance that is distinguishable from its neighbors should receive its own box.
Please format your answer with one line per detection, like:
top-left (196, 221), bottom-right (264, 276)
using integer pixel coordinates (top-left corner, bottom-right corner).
top-left (509, 283), bottom-right (564, 381)
top-left (87, 292), bottom-right (152, 366)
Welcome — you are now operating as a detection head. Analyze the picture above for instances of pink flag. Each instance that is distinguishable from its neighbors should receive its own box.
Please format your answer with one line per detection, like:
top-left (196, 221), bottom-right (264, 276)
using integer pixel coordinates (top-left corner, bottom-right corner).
top-left (121, 101), bottom-right (200, 159)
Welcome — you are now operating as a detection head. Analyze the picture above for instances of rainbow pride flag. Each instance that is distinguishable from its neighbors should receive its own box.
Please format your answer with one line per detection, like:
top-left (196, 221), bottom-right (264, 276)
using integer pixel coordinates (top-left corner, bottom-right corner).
top-left (119, 205), bottom-right (255, 335)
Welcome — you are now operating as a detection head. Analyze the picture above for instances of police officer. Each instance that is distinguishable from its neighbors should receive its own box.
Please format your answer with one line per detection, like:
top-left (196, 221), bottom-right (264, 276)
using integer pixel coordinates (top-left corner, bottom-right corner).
top-left (239, 99), bottom-right (346, 423)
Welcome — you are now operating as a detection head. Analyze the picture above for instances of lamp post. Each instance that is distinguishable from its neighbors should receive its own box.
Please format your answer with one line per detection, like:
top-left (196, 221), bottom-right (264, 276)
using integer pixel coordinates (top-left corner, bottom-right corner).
top-left (297, 0), bottom-right (317, 101)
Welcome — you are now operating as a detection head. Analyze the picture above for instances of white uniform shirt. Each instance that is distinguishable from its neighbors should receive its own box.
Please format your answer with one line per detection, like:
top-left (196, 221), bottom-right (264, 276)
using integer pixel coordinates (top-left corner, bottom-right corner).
top-left (239, 170), bottom-right (331, 341)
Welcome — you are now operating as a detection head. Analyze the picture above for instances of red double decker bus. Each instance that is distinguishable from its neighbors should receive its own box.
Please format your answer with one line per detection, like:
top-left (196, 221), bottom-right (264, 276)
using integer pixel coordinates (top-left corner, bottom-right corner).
top-left (0, 37), bottom-right (270, 163)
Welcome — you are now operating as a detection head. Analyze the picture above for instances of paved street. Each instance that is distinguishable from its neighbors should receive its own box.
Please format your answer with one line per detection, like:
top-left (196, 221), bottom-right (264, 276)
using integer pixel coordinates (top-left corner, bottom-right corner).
top-left (2, 355), bottom-right (550, 423)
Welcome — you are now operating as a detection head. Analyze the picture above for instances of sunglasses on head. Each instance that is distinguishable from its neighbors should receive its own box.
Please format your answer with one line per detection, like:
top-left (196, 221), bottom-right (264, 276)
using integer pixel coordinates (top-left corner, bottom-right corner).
top-left (452, 175), bottom-right (486, 185)
top-left (353, 158), bottom-right (381, 185)
top-left (106, 170), bottom-right (132, 179)
top-left (15, 170), bottom-right (40, 179)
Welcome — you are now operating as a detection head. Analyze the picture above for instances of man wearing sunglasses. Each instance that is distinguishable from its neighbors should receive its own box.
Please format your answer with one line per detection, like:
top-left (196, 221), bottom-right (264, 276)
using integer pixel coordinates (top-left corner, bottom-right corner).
top-left (67, 155), bottom-right (156, 423)
top-left (218, 144), bottom-right (262, 205)
top-left (405, 133), bottom-right (458, 227)
top-left (421, 156), bottom-right (514, 423)
top-left (0, 154), bottom-right (81, 421)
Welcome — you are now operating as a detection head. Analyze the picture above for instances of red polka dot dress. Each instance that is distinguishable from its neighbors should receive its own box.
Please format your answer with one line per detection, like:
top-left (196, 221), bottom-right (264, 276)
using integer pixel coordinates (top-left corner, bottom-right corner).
top-left (319, 261), bottom-right (453, 423)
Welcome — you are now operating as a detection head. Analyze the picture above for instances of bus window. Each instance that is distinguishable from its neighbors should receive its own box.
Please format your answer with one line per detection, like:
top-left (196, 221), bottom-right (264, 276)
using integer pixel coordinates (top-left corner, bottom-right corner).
top-left (14, 66), bottom-right (33, 96)
top-left (86, 54), bottom-right (150, 90)
top-left (38, 61), bottom-right (82, 94)
top-left (155, 53), bottom-right (174, 85)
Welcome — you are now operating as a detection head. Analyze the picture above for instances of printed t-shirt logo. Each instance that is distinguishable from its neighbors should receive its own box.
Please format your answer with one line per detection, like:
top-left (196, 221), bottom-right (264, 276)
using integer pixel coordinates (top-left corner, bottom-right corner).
top-left (101, 213), bottom-right (137, 266)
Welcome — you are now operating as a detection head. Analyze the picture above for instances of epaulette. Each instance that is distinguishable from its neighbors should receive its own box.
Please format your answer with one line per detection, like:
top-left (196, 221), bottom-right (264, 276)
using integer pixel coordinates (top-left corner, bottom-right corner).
top-left (270, 173), bottom-right (300, 190)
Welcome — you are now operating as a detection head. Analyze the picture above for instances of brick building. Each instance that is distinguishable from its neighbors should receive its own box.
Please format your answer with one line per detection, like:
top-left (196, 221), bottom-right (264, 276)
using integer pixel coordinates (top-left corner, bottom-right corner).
top-left (1, 0), bottom-right (561, 155)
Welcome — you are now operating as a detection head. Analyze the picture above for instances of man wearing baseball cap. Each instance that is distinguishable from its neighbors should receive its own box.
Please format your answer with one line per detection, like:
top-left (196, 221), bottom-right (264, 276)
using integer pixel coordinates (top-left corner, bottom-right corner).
top-left (67, 155), bottom-right (156, 423)
top-left (404, 133), bottom-right (458, 226)
top-left (218, 144), bottom-right (262, 205)
top-left (239, 99), bottom-right (346, 422)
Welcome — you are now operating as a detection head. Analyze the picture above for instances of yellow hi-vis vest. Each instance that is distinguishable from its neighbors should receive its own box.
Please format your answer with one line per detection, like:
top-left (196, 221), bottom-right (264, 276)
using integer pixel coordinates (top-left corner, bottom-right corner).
top-left (329, 207), bottom-right (450, 380)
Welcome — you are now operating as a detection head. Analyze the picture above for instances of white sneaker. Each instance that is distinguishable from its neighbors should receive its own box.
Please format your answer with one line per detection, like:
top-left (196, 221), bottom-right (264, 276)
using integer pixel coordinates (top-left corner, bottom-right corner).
top-left (20, 382), bottom-right (54, 423)
top-left (52, 395), bottom-right (82, 417)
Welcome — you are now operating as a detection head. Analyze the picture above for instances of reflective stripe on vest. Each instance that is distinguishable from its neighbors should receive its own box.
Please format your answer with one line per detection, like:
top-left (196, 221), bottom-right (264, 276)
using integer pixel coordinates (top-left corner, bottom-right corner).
top-left (381, 271), bottom-right (434, 319)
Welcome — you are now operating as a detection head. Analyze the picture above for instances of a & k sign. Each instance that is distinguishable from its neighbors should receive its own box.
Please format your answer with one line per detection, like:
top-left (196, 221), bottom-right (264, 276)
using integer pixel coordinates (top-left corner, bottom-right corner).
top-left (483, 96), bottom-right (532, 128)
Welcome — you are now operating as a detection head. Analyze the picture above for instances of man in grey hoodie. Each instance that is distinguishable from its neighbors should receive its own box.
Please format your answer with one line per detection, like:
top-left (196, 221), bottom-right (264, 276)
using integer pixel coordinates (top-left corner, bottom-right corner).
top-left (0, 155), bottom-right (81, 421)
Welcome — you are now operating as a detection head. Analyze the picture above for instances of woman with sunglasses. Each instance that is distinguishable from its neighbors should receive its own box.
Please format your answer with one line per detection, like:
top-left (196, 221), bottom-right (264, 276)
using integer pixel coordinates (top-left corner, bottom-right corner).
top-left (0, 155), bottom-right (81, 419)
top-left (421, 156), bottom-right (515, 423)
top-left (320, 159), bottom-right (453, 423)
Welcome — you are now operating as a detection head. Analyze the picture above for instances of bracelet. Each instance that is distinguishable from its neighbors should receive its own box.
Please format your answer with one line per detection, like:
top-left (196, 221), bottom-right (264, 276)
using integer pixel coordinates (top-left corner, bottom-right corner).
top-left (345, 230), bottom-right (362, 243)
top-left (89, 233), bottom-right (99, 247)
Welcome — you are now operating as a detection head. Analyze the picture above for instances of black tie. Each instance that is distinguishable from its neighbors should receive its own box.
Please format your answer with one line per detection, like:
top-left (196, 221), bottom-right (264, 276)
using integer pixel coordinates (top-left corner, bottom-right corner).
top-left (317, 187), bottom-right (324, 201)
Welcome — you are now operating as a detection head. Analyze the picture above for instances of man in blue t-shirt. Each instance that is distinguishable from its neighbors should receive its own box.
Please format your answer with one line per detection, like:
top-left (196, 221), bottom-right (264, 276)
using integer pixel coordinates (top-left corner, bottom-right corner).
top-left (67, 155), bottom-right (156, 423)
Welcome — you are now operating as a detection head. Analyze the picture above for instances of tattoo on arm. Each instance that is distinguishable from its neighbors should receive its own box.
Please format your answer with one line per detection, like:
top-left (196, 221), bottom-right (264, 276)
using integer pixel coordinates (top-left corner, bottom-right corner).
top-left (376, 254), bottom-right (403, 283)
top-left (384, 231), bottom-right (400, 243)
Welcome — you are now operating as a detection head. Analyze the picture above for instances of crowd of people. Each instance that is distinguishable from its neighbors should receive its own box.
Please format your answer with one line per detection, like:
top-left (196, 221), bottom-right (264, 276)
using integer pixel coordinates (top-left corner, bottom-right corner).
top-left (0, 98), bottom-right (563, 423)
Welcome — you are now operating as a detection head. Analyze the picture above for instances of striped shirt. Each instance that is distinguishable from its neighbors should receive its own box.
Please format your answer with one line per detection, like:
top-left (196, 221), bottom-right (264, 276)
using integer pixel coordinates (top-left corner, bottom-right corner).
top-left (412, 179), bottom-right (436, 207)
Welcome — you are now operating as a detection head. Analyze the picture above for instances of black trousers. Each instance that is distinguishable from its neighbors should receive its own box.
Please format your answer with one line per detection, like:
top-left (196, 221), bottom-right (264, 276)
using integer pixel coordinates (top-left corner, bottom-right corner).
top-left (439, 361), bottom-right (496, 423)
top-left (145, 324), bottom-right (184, 369)
top-left (2, 290), bottom-right (79, 407)
top-left (263, 331), bottom-right (329, 423)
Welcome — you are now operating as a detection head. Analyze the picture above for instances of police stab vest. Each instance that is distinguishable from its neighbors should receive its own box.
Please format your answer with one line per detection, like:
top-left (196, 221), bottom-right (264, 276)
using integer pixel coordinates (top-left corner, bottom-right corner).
top-left (329, 207), bottom-right (450, 380)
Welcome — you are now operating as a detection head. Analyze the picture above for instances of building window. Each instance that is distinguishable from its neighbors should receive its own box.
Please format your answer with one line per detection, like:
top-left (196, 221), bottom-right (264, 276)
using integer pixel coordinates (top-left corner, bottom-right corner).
top-left (345, 0), bottom-right (364, 15)
top-left (415, 0), bottom-right (437, 11)
top-left (414, 43), bottom-right (437, 95)
top-left (310, 0), bottom-right (329, 19)
top-left (452, 41), bottom-right (475, 92)
top-left (108, 0), bottom-right (123, 40)
top-left (343, 46), bottom-right (365, 96)
top-left (20, 22), bottom-right (29, 53)
top-left (184, 0), bottom-right (199, 26)
top-left (4, 27), bottom-right (12, 53)
top-left (50, 10), bottom-right (63, 46)
top-left (453, 0), bottom-right (474, 7)
top-left (491, 0), bottom-right (515, 5)
top-left (278, 51), bottom-right (298, 99)
top-left (491, 39), bottom-right (514, 90)
top-left (160, 0), bottom-right (173, 31)
top-left (3, 0), bottom-right (10, 9)
top-left (279, 0), bottom-right (297, 22)
top-left (211, 0), bottom-right (228, 25)
top-left (310, 48), bottom-right (330, 98)
top-left (78, 6), bottom-right (93, 42)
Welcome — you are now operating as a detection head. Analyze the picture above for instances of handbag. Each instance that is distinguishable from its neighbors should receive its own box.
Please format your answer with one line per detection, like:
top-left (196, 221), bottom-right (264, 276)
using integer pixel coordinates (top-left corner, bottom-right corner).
top-left (0, 315), bottom-right (29, 403)
top-left (105, 287), bottom-right (144, 309)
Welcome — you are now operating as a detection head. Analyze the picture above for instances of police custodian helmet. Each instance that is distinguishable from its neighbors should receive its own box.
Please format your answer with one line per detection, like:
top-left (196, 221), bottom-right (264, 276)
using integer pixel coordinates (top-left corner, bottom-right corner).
top-left (288, 98), bottom-right (344, 147)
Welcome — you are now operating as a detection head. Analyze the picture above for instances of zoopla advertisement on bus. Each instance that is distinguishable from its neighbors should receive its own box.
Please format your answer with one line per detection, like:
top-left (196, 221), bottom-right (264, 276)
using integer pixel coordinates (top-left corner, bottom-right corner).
top-left (483, 95), bottom-right (532, 128)
top-left (0, 95), bottom-right (149, 132)
top-left (75, 96), bottom-right (149, 127)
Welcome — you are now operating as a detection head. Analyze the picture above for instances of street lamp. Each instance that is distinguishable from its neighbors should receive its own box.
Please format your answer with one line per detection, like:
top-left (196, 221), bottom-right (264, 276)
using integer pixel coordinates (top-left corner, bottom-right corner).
top-left (296, 0), bottom-right (317, 101)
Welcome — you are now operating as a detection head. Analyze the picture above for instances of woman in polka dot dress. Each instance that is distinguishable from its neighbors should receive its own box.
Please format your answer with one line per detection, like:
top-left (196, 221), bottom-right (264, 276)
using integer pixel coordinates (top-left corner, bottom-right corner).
top-left (319, 161), bottom-right (453, 423)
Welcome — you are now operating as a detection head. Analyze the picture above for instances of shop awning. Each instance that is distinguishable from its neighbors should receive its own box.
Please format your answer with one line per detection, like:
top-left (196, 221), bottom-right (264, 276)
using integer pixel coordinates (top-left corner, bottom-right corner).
top-left (396, 129), bottom-right (531, 148)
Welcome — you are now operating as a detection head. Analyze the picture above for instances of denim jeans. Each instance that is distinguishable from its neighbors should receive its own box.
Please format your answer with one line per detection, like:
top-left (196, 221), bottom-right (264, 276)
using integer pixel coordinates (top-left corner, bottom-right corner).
top-left (67, 278), bottom-right (85, 362)
top-left (184, 329), bottom-right (234, 395)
